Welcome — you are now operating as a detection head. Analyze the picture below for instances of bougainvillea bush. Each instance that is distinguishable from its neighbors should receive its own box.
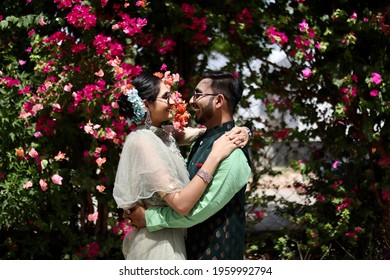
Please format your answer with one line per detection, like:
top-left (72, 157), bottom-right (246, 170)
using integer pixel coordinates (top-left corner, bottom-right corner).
top-left (0, 0), bottom-right (149, 259)
top-left (239, 1), bottom-right (390, 259)
top-left (1, 0), bottom-right (389, 259)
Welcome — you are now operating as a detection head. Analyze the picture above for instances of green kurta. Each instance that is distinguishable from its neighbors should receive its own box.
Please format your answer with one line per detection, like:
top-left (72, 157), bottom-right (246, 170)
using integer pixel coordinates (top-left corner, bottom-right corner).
top-left (145, 121), bottom-right (251, 259)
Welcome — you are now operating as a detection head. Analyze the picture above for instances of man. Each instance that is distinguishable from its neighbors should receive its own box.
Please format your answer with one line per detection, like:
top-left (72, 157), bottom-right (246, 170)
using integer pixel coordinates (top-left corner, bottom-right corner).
top-left (128, 71), bottom-right (251, 259)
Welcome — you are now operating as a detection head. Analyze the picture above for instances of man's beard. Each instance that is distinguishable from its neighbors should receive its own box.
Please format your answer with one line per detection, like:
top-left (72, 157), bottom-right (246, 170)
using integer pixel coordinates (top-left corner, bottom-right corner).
top-left (196, 98), bottom-right (214, 125)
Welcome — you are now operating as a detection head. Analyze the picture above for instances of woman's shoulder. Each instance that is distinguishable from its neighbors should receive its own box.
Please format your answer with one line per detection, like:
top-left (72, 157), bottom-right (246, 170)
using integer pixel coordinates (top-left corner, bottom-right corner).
top-left (124, 127), bottom-right (161, 147)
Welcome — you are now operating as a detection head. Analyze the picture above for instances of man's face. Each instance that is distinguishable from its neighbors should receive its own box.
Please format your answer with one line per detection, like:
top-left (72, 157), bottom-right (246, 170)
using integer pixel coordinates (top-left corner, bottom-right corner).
top-left (189, 78), bottom-right (218, 126)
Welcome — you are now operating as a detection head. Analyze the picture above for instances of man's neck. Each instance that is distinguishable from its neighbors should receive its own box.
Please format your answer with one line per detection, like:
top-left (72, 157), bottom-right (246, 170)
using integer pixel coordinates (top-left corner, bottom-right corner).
top-left (205, 118), bottom-right (234, 130)
top-left (204, 114), bottom-right (233, 130)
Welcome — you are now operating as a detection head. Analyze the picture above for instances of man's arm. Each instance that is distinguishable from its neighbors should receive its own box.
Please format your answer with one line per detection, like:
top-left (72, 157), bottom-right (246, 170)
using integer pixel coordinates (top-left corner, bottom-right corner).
top-left (145, 149), bottom-right (251, 232)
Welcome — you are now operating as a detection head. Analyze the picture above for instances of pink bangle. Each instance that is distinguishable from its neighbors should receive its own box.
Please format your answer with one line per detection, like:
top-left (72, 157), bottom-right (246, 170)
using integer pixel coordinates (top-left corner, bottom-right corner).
top-left (196, 168), bottom-right (213, 183)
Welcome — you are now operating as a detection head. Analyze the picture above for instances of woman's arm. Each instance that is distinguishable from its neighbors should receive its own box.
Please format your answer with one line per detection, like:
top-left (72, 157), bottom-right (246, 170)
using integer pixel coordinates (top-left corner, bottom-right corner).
top-left (161, 133), bottom-right (238, 215)
top-left (175, 127), bottom-right (206, 146)
top-left (174, 126), bottom-right (250, 147)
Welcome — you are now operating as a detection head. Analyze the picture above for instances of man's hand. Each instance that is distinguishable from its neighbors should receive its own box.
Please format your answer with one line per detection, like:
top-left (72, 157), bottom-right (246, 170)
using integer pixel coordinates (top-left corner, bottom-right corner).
top-left (124, 204), bottom-right (147, 229)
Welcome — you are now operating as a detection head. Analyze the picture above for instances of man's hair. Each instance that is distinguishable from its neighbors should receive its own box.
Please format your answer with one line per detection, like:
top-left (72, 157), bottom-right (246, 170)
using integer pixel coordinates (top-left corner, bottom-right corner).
top-left (201, 71), bottom-right (244, 114)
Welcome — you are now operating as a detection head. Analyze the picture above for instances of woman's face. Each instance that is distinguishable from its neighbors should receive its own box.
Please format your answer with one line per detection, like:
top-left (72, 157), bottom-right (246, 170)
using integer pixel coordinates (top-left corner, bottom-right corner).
top-left (147, 81), bottom-right (173, 127)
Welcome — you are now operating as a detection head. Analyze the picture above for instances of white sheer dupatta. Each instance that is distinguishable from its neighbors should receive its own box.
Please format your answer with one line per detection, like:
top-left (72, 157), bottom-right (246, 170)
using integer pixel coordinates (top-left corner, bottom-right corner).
top-left (113, 126), bottom-right (190, 210)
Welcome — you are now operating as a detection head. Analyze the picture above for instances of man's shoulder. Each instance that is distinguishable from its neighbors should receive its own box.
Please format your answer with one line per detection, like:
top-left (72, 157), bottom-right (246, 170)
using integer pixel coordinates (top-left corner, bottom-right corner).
top-left (223, 148), bottom-right (250, 169)
top-left (229, 148), bottom-right (248, 159)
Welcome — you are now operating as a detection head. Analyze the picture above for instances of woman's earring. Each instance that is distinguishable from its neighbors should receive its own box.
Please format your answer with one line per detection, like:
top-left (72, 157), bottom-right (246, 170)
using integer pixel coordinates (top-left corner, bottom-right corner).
top-left (145, 109), bottom-right (152, 127)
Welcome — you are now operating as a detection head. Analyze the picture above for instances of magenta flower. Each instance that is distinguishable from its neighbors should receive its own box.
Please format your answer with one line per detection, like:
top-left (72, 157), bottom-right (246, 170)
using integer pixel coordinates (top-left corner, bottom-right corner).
top-left (66, 4), bottom-right (96, 30)
top-left (370, 89), bottom-right (379, 97)
top-left (253, 209), bottom-right (266, 219)
top-left (302, 67), bottom-right (312, 78)
top-left (265, 26), bottom-right (289, 46)
top-left (299, 19), bottom-right (309, 32)
top-left (371, 72), bottom-right (382, 84)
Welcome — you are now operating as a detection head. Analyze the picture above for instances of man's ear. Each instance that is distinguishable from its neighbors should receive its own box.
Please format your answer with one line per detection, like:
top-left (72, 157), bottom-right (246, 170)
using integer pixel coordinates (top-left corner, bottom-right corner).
top-left (215, 94), bottom-right (224, 108)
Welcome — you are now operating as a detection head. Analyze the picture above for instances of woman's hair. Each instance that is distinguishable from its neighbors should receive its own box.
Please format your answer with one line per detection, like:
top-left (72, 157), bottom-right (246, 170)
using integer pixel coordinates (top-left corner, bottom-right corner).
top-left (201, 71), bottom-right (244, 114)
top-left (118, 73), bottom-right (161, 119)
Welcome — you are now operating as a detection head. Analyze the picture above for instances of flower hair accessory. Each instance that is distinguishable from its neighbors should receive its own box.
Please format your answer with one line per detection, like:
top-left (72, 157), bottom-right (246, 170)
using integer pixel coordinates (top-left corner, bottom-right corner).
top-left (153, 69), bottom-right (190, 132)
top-left (170, 91), bottom-right (190, 132)
top-left (126, 87), bottom-right (146, 124)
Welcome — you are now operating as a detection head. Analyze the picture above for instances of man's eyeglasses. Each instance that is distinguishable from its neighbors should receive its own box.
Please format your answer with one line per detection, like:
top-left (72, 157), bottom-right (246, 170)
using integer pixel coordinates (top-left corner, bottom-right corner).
top-left (192, 91), bottom-right (219, 102)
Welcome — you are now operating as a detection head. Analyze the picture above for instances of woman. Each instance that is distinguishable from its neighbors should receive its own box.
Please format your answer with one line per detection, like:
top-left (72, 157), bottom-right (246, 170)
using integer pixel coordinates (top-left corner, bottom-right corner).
top-left (113, 72), bottom-right (248, 260)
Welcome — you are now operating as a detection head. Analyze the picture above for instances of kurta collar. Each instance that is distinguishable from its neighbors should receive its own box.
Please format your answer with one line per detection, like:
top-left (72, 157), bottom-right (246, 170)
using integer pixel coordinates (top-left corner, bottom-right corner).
top-left (203, 120), bottom-right (235, 138)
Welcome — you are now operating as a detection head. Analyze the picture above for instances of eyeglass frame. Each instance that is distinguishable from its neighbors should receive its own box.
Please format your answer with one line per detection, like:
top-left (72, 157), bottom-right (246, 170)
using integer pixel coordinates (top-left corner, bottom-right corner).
top-left (155, 93), bottom-right (172, 105)
top-left (191, 91), bottom-right (220, 103)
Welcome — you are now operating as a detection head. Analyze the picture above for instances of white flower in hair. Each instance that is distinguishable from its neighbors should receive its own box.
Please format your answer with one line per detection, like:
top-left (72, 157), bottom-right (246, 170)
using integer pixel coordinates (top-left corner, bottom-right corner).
top-left (126, 88), bottom-right (146, 124)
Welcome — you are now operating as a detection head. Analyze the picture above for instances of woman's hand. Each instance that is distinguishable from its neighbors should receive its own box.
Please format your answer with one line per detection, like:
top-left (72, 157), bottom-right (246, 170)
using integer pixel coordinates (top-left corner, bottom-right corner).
top-left (225, 126), bottom-right (250, 148)
top-left (210, 133), bottom-right (240, 162)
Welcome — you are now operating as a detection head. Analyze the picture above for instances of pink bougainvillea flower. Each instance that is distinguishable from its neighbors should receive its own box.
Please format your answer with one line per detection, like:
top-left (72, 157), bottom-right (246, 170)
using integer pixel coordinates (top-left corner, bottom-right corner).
top-left (84, 121), bottom-right (100, 134)
top-left (88, 212), bottom-right (99, 222)
top-left (160, 63), bottom-right (168, 71)
top-left (371, 72), bottom-right (382, 84)
top-left (27, 29), bottom-right (35, 36)
top-left (64, 83), bottom-right (73, 92)
top-left (52, 103), bottom-right (62, 112)
top-left (336, 197), bottom-right (351, 211)
top-left (54, 151), bottom-right (67, 161)
top-left (23, 181), bottom-right (33, 189)
top-left (104, 128), bottom-right (117, 140)
top-left (39, 179), bottom-right (48, 191)
top-left (253, 209), bottom-right (266, 219)
top-left (370, 89), bottom-right (379, 97)
top-left (265, 26), bottom-right (289, 46)
top-left (51, 174), bottom-right (63, 185)
top-left (332, 160), bottom-right (339, 169)
top-left (66, 4), bottom-right (97, 30)
top-left (95, 69), bottom-right (104, 77)
top-left (299, 19), bottom-right (309, 32)
top-left (19, 110), bottom-right (31, 119)
top-left (28, 148), bottom-right (39, 159)
top-left (96, 157), bottom-right (106, 167)
top-left (39, 17), bottom-right (47, 26)
top-left (96, 185), bottom-right (106, 193)
top-left (34, 132), bottom-right (43, 138)
top-left (302, 67), bottom-right (312, 78)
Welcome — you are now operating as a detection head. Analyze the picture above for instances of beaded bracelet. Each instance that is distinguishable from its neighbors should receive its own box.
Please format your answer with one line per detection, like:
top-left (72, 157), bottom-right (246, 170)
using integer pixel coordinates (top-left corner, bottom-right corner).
top-left (196, 168), bottom-right (213, 184)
